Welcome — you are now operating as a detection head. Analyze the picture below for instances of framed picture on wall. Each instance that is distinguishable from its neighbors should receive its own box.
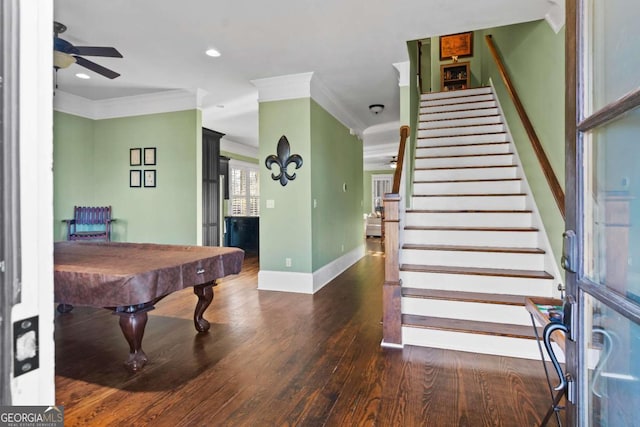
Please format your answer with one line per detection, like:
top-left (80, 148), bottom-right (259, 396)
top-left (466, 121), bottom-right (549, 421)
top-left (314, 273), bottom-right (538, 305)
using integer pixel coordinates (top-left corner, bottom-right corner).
top-left (130, 170), bottom-right (142, 187)
top-left (144, 147), bottom-right (156, 165)
top-left (144, 169), bottom-right (156, 188)
top-left (439, 32), bottom-right (473, 60)
top-left (130, 148), bottom-right (142, 166)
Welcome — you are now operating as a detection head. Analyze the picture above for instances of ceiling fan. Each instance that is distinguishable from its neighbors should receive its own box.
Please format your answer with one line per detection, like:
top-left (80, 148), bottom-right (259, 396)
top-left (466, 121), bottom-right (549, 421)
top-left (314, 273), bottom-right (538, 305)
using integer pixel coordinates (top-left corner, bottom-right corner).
top-left (53, 21), bottom-right (122, 79)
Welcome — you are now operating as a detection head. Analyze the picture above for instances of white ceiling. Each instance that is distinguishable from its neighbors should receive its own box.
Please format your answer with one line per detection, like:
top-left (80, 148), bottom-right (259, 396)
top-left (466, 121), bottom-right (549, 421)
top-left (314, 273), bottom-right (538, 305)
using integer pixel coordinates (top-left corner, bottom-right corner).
top-left (53, 0), bottom-right (552, 169)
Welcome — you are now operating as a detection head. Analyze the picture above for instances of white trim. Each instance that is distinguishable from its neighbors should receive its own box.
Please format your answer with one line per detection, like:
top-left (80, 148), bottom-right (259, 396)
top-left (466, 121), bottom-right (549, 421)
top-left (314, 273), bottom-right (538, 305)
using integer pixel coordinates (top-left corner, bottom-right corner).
top-left (380, 341), bottom-right (404, 349)
top-left (311, 244), bottom-right (365, 293)
top-left (544, 0), bottom-right (565, 34)
top-left (393, 61), bottom-right (410, 87)
top-left (251, 72), bottom-right (314, 102)
top-left (258, 270), bottom-right (315, 294)
top-left (221, 137), bottom-right (259, 159)
top-left (251, 72), bottom-right (366, 136)
top-left (258, 244), bottom-right (365, 294)
top-left (363, 142), bottom-right (400, 159)
top-left (53, 89), bottom-right (202, 120)
top-left (310, 76), bottom-right (367, 135)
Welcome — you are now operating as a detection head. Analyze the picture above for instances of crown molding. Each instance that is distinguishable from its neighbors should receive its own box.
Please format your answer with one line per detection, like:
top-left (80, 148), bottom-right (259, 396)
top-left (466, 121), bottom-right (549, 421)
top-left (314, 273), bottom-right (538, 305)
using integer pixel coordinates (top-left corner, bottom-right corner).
top-left (251, 71), bottom-right (365, 136)
top-left (310, 75), bottom-right (366, 135)
top-left (393, 61), bottom-right (410, 87)
top-left (53, 89), bottom-right (202, 120)
top-left (251, 72), bottom-right (314, 102)
top-left (220, 137), bottom-right (259, 159)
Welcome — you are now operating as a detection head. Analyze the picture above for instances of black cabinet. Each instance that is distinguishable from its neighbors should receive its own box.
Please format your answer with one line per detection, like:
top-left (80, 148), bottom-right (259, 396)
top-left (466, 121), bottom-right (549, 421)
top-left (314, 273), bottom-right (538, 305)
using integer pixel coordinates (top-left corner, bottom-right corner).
top-left (224, 216), bottom-right (259, 253)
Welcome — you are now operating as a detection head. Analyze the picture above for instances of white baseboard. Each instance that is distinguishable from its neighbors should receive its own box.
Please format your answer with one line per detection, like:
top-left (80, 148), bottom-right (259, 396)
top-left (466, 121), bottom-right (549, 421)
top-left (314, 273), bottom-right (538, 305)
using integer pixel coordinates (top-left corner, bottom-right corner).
top-left (258, 244), bottom-right (365, 294)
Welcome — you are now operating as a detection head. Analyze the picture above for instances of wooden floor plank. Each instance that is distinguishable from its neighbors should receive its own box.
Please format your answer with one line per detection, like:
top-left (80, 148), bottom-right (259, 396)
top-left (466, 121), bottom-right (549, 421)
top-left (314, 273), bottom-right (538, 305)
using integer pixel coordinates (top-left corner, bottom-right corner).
top-left (54, 238), bottom-right (560, 426)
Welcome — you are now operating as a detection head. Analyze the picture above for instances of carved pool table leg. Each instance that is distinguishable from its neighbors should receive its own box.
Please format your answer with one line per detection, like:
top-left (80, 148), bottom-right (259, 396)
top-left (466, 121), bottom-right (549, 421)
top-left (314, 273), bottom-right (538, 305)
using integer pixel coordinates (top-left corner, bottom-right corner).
top-left (117, 311), bottom-right (149, 372)
top-left (57, 303), bottom-right (74, 313)
top-left (193, 281), bottom-right (216, 332)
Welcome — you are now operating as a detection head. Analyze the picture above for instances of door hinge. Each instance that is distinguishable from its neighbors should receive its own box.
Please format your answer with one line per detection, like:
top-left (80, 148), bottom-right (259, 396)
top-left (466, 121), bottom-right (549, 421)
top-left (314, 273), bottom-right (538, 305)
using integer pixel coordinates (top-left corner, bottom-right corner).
top-left (562, 230), bottom-right (577, 273)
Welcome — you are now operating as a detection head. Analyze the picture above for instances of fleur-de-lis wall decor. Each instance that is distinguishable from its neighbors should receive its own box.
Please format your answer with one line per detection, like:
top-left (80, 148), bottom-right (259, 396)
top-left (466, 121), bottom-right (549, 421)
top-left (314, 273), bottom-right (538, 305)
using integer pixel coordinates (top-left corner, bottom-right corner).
top-left (265, 135), bottom-right (303, 186)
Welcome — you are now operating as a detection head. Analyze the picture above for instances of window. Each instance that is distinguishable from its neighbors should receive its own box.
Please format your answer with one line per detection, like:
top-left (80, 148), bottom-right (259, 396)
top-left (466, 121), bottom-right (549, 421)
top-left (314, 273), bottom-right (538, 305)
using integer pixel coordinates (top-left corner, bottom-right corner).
top-left (229, 160), bottom-right (259, 216)
top-left (371, 174), bottom-right (393, 213)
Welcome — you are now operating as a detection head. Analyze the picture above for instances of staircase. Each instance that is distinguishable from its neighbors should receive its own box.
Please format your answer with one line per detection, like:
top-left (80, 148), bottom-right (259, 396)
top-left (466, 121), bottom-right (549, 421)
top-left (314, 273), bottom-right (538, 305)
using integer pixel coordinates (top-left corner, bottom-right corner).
top-left (399, 87), bottom-right (559, 359)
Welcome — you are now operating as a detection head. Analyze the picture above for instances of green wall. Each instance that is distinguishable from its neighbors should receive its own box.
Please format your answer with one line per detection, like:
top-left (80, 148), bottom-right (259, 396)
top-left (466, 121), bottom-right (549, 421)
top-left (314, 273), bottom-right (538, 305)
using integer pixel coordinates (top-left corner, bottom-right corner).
top-left (259, 98), bottom-right (313, 273)
top-left (258, 97), bottom-right (363, 274)
top-left (310, 100), bottom-right (363, 270)
top-left (480, 20), bottom-right (565, 265)
top-left (53, 109), bottom-right (201, 245)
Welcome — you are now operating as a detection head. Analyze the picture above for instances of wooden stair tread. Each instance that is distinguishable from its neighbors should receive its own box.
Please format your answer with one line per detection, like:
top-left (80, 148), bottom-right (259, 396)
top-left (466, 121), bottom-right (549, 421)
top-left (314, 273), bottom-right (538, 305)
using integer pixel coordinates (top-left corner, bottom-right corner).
top-left (417, 141), bottom-right (508, 149)
top-left (418, 131), bottom-right (507, 140)
top-left (413, 178), bottom-right (521, 184)
top-left (405, 225), bottom-right (538, 232)
top-left (415, 152), bottom-right (513, 159)
top-left (401, 288), bottom-right (527, 306)
top-left (407, 209), bottom-right (532, 213)
top-left (402, 315), bottom-right (542, 339)
top-left (402, 244), bottom-right (545, 254)
top-left (414, 165), bottom-right (516, 171)
top-left (417, 122), bottom-right (503, 131)
top-left (400, 264), bottom-right (553, 279)
top-left (419, 113), bottom-right (501, 124)
top-left (420, 99), bottom-right (496, 109)
top-left (413, 193), bottom-right (526, 198)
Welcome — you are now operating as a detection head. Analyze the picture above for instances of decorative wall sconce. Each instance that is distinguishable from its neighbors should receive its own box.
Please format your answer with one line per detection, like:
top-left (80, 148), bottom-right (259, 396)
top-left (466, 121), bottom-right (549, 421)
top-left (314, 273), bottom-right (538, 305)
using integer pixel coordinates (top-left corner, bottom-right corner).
top-left (265, 135), bottom-right (303, 186)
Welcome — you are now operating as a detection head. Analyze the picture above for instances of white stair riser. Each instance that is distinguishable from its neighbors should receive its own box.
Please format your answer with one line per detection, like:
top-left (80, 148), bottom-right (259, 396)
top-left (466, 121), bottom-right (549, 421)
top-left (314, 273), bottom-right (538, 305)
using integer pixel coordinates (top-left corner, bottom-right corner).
top-left (420, 94), bottom-right (495, 108)
top-left (401, 248), bottom-right (545, 270)
top-left (417, 143), bottom-right (510, 157)
top-left (421, 107), bottom-right (499, 121)
top-left (418, 133), bottom-right (508, 146)
top-left (413, 180), bottom-right (521, 195)
top-left (403, 228), bottom-right (538, 248)
top-left (401, 298), bottom-right (532, 325)
top-left (399, 271), bottom-right (554, 297)
top-left (415, 154), bottom-right (513, 169)
top-left (418, 124), bottom-right (505, 138)
top-left (405, 212), bottom-right (533, 228)
top-left (412, 195), bottom-right (526, 210)
top-left (420, 115), bottom-right (502, 129)
top-left (414, 166), bottom-right (517, 181)
top-left (421, 87), bottom-right (492, 101)
top-left (420, 100), bottom-right (497, 114)
top-left (401, 327), bottom-right (564, 361)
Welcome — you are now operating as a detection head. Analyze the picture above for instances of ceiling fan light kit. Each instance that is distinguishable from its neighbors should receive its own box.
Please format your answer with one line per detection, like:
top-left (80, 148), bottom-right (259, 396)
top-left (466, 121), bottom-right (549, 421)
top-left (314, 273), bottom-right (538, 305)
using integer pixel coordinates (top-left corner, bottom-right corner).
top-left (53, 21), bottom-right (123, 79)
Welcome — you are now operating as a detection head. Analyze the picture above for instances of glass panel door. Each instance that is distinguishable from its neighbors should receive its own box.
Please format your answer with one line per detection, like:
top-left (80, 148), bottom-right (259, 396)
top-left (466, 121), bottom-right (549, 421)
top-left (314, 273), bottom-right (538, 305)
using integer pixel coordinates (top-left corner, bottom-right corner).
top-left (569, 0), bottom-right (640, 424)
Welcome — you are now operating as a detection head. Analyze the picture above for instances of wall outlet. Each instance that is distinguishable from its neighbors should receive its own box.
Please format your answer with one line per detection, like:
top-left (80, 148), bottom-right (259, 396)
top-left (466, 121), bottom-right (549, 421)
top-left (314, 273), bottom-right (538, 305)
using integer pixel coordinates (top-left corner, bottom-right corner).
top-left (341, 244), bottom-right (344, 253)
top-left (313, 199), bottom-right (317, 208)
top-left (285, 257), bottom-right (292, 267)
top-left (266, 199), bottom-right (275, 209)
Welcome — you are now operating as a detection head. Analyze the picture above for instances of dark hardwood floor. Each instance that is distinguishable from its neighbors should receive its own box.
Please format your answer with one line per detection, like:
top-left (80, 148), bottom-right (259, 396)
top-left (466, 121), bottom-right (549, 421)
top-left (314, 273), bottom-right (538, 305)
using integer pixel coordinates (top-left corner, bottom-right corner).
top-left (55, 239), bottom-right (559, 426)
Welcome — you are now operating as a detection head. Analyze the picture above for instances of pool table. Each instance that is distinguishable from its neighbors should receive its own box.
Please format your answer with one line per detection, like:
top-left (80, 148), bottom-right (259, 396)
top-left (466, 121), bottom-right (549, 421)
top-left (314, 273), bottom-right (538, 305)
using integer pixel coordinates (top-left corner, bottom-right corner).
top-left (54, 241), bottom-right (244, 372)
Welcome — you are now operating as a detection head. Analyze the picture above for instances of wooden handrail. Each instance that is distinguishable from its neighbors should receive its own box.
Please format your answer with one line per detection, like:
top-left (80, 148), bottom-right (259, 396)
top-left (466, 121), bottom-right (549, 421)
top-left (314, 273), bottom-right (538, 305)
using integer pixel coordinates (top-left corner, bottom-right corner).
top-left (417, 40), bottom-right (423, 94)
top-left (392, 125), bottom-right (410, 194)
top-left (485, 35), bottom-right (565, 219)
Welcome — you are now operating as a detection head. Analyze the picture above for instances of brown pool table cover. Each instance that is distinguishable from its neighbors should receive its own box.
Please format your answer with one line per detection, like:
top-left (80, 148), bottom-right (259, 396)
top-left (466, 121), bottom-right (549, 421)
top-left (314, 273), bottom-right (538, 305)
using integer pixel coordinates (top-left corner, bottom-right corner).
top-left (54, 241), bottom-right (244, 307)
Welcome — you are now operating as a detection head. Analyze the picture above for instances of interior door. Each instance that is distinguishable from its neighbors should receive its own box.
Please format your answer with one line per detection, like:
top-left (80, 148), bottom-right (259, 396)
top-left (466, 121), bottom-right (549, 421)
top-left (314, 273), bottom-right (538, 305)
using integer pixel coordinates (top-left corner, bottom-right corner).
top-left (566, 0), bottom-right (640, 424)
top-left (202, 128), bottom-right (224, 246)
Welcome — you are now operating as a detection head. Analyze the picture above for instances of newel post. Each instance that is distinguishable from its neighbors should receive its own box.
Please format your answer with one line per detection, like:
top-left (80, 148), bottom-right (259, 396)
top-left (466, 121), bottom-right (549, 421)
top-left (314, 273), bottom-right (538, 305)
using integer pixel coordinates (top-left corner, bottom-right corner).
top-left (382, 193), bottom-right (402, 346)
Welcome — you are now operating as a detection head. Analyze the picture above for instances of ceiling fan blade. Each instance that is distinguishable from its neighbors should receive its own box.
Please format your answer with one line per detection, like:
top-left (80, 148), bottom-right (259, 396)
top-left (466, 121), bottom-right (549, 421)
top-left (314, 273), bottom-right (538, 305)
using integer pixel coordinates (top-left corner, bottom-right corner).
top-left (74, 56), bottom-right (120, 79)
top-left (74, 46), bottom-right (123, 58)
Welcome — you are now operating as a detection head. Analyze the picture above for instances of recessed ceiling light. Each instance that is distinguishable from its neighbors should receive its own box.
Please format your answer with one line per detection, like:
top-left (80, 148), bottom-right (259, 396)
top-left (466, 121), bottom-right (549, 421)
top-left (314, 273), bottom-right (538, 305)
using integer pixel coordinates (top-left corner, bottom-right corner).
top-left (205, 48), bottom-right (221, 57)
top-left (75, 73), bottom-right (90, 79)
